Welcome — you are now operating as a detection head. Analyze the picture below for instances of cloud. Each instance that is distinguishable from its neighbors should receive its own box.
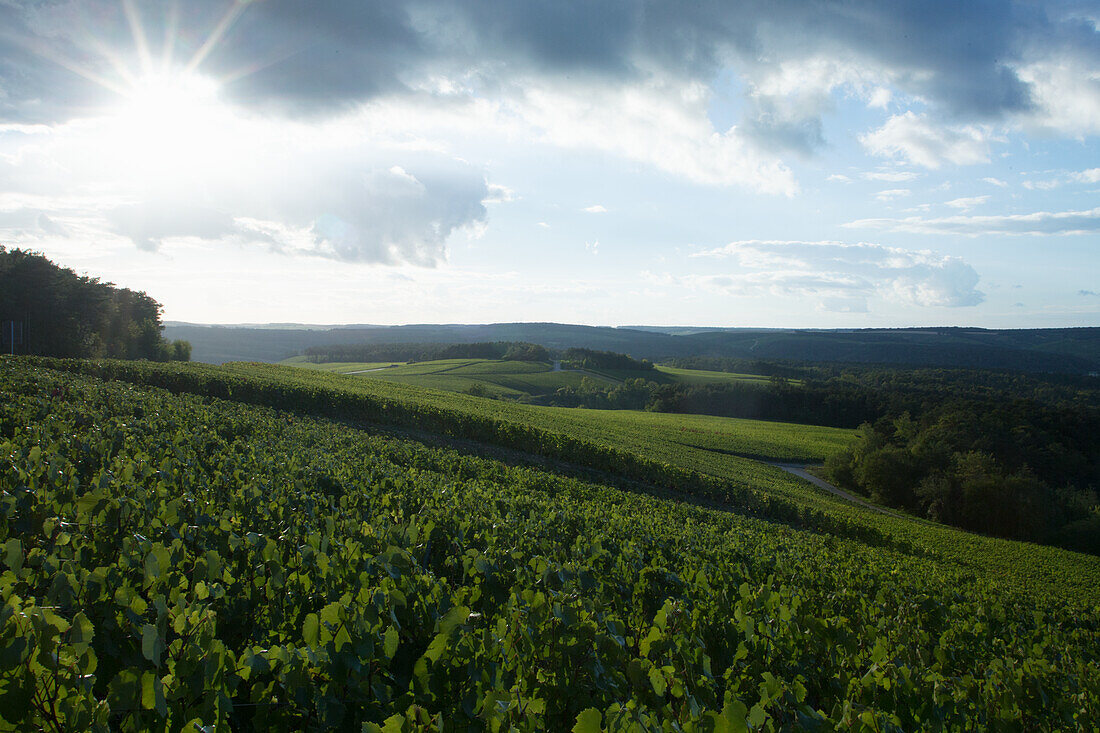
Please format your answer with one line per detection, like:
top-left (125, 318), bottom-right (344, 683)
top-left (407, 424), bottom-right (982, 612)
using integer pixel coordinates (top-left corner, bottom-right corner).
top-left (983, 177), bottom-right (1009, 187)
top-left (1, 0), bottom-right (1097, 170)
top-left (845, 207), bottom-right (1100, 236)
top-left (483, 183), bottom-right (516, 204)
top-left (0, 109), bottom-right (489, 263)
top-left (875, 188), bottom-right (910, 201)
top-left (1020, 168), bottom-right (1100, 190)
top-left (1080, 290), bottom-right (1100, 297)
top-left (827, 174), bottom-right (852, 183)
top-left (582, 204), bottom-right (608, 213)
top-left (691, 239), bottom-right (984, 308)
top-left (862, 170), bottom-right (920, 182)
top-left (860, 112), bottom-right (991, 168)
top-left (945, 195), bottom-right (990, 211)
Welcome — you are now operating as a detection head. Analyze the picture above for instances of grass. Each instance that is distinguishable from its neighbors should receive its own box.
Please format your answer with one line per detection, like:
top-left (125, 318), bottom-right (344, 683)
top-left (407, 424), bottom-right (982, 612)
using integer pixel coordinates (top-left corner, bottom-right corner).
top-left (282, 357), bottom-right (785, 398)
top-left (283, 357), bottom-right (616, 397)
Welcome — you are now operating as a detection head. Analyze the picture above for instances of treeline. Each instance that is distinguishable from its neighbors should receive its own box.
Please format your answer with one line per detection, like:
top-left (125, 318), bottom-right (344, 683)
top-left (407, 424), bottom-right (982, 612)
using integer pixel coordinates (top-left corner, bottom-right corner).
top-left (824, 403), bottom-right (1100, 553)
top-left (0, 248), bottom-right (189, 361)
top-left (662, 356), bottom-right (806, 379)
top-left (561, 347), bottom-right (653, 371)
top-left (304, 341), bottom-right (550, 363)
top-left (534, 377), bottom-right (881, 428)
top-left (538, 376), bottom-right (659, 410)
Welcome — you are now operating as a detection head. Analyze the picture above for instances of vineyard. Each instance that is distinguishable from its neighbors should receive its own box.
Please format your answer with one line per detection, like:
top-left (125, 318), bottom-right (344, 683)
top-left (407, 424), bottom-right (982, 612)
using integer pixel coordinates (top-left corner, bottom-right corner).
top-left (283, 357), bottom-right (777, 400)
top-left (2, 358), bottom-right (1099, 730)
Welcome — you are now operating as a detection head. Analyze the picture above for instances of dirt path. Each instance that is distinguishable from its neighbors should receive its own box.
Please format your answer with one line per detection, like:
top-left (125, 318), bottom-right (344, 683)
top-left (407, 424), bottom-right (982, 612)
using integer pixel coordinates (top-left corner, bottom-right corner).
top-left (342, 365), bottom-right (398, 374)
top-left (768, 463), bottom-right (903, 517)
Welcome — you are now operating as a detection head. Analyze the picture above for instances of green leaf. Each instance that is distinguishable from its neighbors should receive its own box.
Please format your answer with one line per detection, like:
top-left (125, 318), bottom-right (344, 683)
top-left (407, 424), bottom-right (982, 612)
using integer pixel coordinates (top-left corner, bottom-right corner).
top-left (712, 700), bottom-right (748, 733)
top-left (3, 539), bottom-right (22, 572)
top-left (572, 707), bottom-right (602, 733)
top-left (141, 624), bottom-right (160, 666)
top-left (747, 703), bottom-right (767, 728)
top-left (384, 626), bottom-right (399, 660)
top-left (648, 666), bottom-right (666, 697)
top-left (144, 551), bottom-right (161, 582)
top-left (303, 613), bottom-right (319, 646)
top-left (141, 672), bottom-right (166, 716)
top-left (334, 623), bottom-right (352, 652)
top-left (69, 612), bottom-right (94, 650)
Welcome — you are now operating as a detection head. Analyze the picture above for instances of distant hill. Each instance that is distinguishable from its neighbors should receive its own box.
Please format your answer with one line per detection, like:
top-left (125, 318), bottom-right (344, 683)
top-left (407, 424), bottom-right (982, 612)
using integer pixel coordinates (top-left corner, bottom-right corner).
top-left (164, 321), bottom-right (1100, 374)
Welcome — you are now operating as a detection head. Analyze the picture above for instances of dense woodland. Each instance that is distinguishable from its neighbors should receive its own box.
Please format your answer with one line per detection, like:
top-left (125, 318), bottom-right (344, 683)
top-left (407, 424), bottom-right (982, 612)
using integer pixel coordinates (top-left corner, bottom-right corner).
top-left (0, 248), bottom-right (189, 361)
top-left (560, 347), bottom-right (654, 371)
top-left (304, 341), bottom-right (550, 363)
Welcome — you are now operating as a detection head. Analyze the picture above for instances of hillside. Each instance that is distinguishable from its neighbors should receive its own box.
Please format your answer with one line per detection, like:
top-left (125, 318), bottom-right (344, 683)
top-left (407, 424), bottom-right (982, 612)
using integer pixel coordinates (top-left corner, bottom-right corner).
top-left (3, 357), bottom-right (1097, 730)
top-left (281, 356), bottom-right (775, 401)
top-left (166, 321), bottom-right (1100, 373)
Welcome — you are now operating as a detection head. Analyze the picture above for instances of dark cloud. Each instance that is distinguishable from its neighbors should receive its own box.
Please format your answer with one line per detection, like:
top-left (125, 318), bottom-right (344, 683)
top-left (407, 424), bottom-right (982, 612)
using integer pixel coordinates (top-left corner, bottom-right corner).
top-left (0, 0), bottom-right (1091, 126)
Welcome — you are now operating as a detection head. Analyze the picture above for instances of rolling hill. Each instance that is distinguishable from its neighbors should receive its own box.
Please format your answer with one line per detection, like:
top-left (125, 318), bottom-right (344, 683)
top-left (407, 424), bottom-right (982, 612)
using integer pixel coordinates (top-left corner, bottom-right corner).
top-left (166, 321), bottom-right (1100, 373)
top-left (3, 356), bottom-right (1098, 730)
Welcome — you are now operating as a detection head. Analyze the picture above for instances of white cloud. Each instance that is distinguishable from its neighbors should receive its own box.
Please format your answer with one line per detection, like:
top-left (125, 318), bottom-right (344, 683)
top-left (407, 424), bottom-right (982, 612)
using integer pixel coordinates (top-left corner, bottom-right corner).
top-left (983, 177), bottom-right (1008, 187)
top-left (536, 221), bottom-right (550, 228)
top-left (361, 76), bottom-right (799, 195)
top-left (483, 183), bottom-right (516, 204)
top-left (845, 207), bottom-right (1100, 236)
top-left (0, 107), bottom-right (489, 264)
top-left (583, 204), bottom-right (608, 213)
top-left (945, 195), bottom-right (990, 211)
top-left (862, 170), bottom-right (919, 182)
top-left (691, 239), bottom-right (983, 308)
top-left (875, 188), bottom-right (911, 201)
top-left (1022, 178), bottom-right (1061, 191)
top-left (1019, 168), bottom-right (1100, 190)
top-left (516, 77), bottom-right (797, 195)
top-left (827, 174), bottom-right (852, 183)
top-left (585, 240), bottom-right (600, 255)
top-left (1071, 168), bottom-right (1100, 183)
top-left (868, 87), bottom-right (893, 109)
top-left (1016, 58), bottom-right (1100, 137)
top-left (860, 111), bottom-right (990, 168)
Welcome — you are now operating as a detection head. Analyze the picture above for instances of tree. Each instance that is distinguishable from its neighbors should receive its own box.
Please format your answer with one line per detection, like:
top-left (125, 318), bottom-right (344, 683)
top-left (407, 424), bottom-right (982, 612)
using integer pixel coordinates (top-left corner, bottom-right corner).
top-left (0, 247), bottom-right (187, 361)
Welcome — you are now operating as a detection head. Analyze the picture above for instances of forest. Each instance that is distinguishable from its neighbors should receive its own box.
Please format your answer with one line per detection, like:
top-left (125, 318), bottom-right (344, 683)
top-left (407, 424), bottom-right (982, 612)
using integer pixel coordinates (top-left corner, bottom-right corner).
top-left (304, 341), bottom-right (550, 363)
top-left (0, 248), bottom-right (189, 361)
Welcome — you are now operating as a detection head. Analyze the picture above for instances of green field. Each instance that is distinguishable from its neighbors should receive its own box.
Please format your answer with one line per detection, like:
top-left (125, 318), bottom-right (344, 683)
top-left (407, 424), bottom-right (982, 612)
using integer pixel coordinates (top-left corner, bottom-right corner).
top-left (4, 357), bottom-right (1098, 730)
top-left (283, 359), bottom-right (846, 464)
top-left (282, 356), bottom-right (779, 399)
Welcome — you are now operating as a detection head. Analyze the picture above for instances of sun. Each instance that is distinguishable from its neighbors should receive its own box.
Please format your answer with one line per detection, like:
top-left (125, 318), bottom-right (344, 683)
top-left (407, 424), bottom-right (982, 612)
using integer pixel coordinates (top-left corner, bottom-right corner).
top-left (118, 69), bottom-right (221, 126)
top-left (16, 0), bottom-right (259, 182)
top-left (102, 68), bottom-right (232, 181)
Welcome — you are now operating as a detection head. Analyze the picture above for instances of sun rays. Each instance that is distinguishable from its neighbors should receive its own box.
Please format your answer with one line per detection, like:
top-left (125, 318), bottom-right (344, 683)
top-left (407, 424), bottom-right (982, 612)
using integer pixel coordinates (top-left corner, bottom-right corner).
top-left (18, 0), bottom-right (255, 116)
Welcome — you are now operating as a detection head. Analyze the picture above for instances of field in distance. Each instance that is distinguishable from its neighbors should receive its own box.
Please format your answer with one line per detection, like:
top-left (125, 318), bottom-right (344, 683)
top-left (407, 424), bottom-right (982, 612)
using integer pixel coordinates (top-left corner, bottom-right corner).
top-left (281, 355), bottom-right (778, 398)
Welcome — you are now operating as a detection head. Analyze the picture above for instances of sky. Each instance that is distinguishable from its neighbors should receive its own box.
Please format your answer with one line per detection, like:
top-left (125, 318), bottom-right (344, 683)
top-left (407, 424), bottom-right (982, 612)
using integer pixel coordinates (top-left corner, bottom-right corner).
top-left (0, 1), bottom-right (1098, 328)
